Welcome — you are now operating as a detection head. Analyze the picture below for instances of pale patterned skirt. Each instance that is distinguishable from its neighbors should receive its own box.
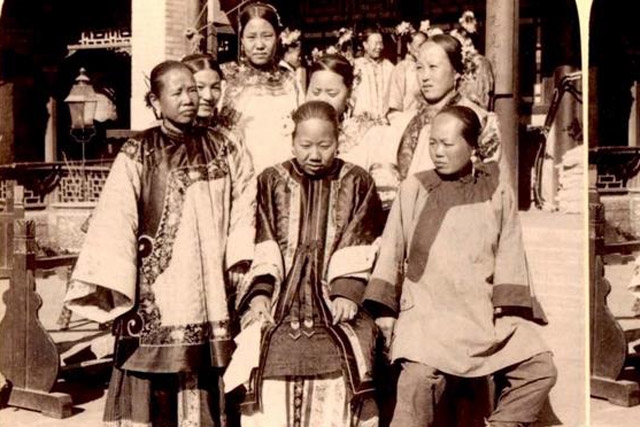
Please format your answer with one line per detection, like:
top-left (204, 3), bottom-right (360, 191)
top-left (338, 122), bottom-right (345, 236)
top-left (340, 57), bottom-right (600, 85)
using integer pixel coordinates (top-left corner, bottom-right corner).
top-left (241, 373), bottom-right (378, 427)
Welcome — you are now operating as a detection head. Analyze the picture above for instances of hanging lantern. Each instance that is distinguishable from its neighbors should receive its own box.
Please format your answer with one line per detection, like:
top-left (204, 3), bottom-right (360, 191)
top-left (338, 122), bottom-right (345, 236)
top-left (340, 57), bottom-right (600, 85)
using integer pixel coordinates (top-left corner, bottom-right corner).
top-left (64, 68), bottom-right (98, 130)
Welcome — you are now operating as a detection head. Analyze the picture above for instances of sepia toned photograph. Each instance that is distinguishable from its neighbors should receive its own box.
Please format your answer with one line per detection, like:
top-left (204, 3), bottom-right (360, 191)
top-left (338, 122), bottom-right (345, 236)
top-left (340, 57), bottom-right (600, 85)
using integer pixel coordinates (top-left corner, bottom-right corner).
top-left (589, 0), bottom-right (640, 426)
top-left (1, 1), bottom-right (586, 426)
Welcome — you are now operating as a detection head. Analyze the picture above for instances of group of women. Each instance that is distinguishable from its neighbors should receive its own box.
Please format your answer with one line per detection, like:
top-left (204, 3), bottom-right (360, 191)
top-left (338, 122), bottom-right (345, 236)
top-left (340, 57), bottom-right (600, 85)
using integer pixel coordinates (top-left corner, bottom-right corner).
top-left (63, 2), bottom-right (556, 427)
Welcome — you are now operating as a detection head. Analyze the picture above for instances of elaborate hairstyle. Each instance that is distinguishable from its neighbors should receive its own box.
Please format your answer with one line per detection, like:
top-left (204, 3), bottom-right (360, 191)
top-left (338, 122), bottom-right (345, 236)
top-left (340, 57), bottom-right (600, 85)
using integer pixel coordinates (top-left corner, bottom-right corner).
top-left (437, 105), bottom-right (481, 149)
top-left (309, 53), bottom-right (354, 89)
top-left (144, 60), bottom-right (193, 109)
top-left (181, 53), bottom-right (223, 80)
top-left (424, 34), bottom-right (464, 75)
top-left (239, 1), bottom-right (282, 37)
top-left (292, 100), bottom-right (340, 139)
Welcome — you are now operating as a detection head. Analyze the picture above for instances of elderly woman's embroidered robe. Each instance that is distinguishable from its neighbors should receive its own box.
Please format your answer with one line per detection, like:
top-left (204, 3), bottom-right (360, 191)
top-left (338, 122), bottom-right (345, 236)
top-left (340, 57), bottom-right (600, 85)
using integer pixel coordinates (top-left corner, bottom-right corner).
top-left (65, 124), bottom-right (255, 426)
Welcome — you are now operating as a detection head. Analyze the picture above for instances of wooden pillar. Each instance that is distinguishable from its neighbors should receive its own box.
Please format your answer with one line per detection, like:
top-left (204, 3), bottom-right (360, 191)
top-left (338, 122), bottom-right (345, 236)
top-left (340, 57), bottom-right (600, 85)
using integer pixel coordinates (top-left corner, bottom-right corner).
top-left (0, 83), bottom-right (15, 164)
top-left (485, 0), bottom-right (519, 198)
top-left (44, 97), bottom-right (58, 162)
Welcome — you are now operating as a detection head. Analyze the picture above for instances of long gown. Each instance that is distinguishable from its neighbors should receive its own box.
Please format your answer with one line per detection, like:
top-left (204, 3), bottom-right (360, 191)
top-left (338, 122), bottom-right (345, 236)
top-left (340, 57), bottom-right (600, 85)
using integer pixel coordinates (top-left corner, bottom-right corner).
top-left (363, 162), bottom-right (549, 378)
top-left (221, 62), bottom-right (302, 174)
top-left (236, 158), bottom-right (384, 427)
top-left (64, 124), bottom-right (255, 426)
top-left (352, 57), bottom-right (394, 120)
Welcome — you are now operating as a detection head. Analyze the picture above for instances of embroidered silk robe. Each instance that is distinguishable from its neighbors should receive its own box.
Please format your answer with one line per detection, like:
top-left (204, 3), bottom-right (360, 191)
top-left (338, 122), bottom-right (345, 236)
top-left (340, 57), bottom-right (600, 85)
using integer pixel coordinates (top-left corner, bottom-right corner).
top-left (221, 63), bottom-right (302, 174)
top-left (65, 125), bottom-right (255, 373)
top-left (236, 158), bottom-right (384, 410)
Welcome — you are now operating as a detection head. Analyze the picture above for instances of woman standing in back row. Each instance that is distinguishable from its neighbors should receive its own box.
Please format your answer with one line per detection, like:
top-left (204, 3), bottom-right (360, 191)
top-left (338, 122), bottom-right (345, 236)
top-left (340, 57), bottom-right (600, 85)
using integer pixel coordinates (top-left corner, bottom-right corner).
top-left (220, 1), bottom-right (302, 174)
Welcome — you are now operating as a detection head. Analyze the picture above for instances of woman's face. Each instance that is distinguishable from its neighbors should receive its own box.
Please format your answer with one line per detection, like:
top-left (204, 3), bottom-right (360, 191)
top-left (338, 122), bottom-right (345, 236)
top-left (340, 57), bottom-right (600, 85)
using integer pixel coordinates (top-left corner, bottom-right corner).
top-left (416, 41), bottom-right (459, 104)
top-left (193, 68), bottom-right (222, 118)
top-left (242, 17), bottom-right (277, 66)
top-left (429, 113), bottom-right (474, 175)
top-left (150, 68), bottom-right (198, 131)
top-left (363, 33), bottom-right (384, 60)
top-left (293, 118), bottom-right (338, 176)
top-left (306, 70), bottom-right (350, 116)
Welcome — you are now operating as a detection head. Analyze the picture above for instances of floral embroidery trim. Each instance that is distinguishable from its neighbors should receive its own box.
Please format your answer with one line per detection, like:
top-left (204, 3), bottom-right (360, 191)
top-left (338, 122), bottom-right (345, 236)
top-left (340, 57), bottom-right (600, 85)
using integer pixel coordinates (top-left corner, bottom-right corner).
top-left (121, 139), bottom-right (143, 163)
top-left (136, 158), bottom-right (231, 346)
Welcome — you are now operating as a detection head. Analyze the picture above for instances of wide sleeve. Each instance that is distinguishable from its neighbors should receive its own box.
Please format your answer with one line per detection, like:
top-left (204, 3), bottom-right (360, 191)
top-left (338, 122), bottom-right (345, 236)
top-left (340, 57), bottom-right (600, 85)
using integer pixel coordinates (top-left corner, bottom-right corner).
top-left (326, 172), bottom-right (384, 304)
top-left (492, 183), bottom-right (548, 324)
top-left (223, 129), bottom-right (256, 269)
top-left (64, 143), bottom-right (142, 324)
top-left (362, 182), bottom-right (410, 317)
top-left (235, 171), bottom-right (285, 311)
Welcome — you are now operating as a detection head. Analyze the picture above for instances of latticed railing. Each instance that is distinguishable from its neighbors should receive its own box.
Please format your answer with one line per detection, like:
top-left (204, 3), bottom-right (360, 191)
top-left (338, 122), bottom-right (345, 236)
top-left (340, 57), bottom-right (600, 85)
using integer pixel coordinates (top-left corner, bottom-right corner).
top-left (50, 166), bottom-right (111, 204)
top-left (0, 161), bottom-right (112, 209)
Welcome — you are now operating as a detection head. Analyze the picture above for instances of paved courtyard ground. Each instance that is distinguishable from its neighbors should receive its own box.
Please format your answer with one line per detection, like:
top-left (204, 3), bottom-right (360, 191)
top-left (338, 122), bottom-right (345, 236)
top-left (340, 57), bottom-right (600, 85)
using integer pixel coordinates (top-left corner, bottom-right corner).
top-left (0, 210), bottom-right (587, 426)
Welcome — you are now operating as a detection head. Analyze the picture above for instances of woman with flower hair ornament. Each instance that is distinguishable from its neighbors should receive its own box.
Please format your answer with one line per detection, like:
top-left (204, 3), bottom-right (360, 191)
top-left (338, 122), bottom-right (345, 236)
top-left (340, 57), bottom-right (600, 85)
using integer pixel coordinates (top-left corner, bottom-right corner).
top-left (306, 53), bottom-right (398, 211)
top-left (451, 11), bottom-right (496, 110)
top-left (234, 100), bottom-right (384, 427)
top-left (389, 33), bottom-right (502, 181)
top-left (220, 1), bottom-right (302, 174)
top-left (278, 27), bottom-right (307, 94)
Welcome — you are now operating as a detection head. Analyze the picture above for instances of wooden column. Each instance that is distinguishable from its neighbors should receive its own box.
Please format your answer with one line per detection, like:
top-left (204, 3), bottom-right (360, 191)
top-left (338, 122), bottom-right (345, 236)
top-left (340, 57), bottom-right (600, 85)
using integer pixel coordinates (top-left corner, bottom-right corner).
top-left (485, 0), bottom-right (519, 198)
top-left (0, 83), bottom-right (15, 165)
top-left (44, 97), bottom-right (58, 162)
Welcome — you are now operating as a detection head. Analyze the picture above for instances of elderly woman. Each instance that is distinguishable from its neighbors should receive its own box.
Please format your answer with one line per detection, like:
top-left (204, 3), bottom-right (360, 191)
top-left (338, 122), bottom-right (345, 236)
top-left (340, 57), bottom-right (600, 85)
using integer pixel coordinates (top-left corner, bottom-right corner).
top-left (364, 105), bottom-right (556, 427)
top-left (65, 60), bottom-right (255, 427)
top-left (220, 1), bottom-right (302, 174)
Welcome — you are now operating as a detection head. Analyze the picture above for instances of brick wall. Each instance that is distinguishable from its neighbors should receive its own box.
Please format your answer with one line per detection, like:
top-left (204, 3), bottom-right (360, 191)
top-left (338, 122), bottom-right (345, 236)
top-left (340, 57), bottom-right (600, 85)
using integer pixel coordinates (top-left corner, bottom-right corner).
top-left (601, 194), bottom-right (633, 240)
top-left (165, 0), bottom-right (201, 60)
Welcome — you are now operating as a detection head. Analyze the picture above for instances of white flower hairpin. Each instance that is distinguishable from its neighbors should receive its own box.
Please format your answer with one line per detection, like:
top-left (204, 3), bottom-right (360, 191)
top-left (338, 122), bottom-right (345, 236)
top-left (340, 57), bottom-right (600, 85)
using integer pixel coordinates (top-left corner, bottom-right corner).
top-left (280, 28), bottom-right (301, 47)
top-left (419, 19), bottom-right (431, 34)
top-left (459, 10), bottom-right (478, 35)
top-left (337, 28), bottom-right (353, 47)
